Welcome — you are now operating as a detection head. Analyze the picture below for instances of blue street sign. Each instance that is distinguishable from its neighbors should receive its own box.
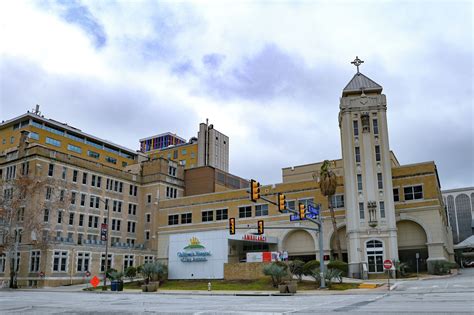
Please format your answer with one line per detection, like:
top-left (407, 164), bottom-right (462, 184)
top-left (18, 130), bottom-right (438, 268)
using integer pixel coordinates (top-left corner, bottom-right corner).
top-left (308, 204), bottom-right (320, 215)
top-left (289, 212), bottom-right (317, 221)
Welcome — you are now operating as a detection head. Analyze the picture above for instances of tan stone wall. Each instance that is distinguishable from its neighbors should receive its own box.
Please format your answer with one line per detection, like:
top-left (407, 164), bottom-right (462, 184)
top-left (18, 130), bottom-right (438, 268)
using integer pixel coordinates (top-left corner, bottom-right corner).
top-left (223, 262), bottom-right (269, 280)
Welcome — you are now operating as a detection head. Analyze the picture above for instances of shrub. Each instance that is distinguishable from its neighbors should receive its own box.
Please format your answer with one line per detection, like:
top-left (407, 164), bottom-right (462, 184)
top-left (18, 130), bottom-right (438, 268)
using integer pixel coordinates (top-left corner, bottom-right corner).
top-left (394, 261), bottom-right (410, 278)
top-left (432, 261), bottom-right (458, 275)
top-left (263, 263), bottom-right (288, 287)
top-left (325, 269), bottom-right (343, 285)
top-left (109, 271), bottom-right (124, 281)
top-left (141, 262), bottom-right (168, 284)
top-left (302, 260), bottom-right (320, 276)
top-left (289, 260), bottom-right (305, 281)
top-left (124, 266), bottom-right (137, 281)
top-left (105, 268), bottom-right (118, 280)
top-left (327, 260), bottom-right (348, 276)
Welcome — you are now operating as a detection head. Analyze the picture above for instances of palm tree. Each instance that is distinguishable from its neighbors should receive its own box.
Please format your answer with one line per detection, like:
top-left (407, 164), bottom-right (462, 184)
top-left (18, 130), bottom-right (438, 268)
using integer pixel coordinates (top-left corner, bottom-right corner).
top-left (318, 160), bottom-right (343, 261)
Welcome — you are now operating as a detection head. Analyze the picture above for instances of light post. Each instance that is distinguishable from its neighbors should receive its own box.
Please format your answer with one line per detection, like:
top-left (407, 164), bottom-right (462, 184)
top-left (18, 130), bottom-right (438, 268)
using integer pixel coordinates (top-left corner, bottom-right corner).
top-left (98, 197), bottom-right (111, 291)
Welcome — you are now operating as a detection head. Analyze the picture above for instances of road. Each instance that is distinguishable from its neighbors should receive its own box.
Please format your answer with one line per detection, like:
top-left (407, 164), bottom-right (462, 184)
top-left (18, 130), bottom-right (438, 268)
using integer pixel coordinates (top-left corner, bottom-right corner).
top-left (0, 269), bottom-right (473, 314)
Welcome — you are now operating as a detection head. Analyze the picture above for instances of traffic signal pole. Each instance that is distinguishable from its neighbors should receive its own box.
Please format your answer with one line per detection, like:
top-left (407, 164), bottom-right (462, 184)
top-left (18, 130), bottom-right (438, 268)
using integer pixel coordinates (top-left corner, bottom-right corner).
top-left (256, 194), bottom-right (326, 289)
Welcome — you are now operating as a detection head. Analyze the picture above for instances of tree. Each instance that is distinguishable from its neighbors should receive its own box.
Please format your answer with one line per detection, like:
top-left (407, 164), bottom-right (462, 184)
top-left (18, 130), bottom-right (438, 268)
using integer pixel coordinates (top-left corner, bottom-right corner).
top-left (316, 160), bottom-right (343, 261)
top-left (0, 163), bottom-right (68, 288)
top-left (262, 263), bottom-right (288, 287)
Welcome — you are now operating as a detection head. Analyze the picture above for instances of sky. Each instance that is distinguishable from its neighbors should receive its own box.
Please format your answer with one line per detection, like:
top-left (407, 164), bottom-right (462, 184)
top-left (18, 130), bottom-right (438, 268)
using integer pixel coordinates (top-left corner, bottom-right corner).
top-left (0, 0), bottom-right (472, 190)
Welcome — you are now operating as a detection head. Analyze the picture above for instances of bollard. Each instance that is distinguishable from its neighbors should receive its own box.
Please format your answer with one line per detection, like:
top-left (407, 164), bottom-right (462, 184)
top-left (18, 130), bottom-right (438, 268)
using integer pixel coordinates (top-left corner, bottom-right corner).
top-left (208, 282), bottom-right (211, 291)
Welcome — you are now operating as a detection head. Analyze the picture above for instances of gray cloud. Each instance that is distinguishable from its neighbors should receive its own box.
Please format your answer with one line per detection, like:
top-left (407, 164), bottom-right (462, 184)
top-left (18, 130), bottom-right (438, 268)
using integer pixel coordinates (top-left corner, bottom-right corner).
top-left (0, 56), bottom-right (197, 151)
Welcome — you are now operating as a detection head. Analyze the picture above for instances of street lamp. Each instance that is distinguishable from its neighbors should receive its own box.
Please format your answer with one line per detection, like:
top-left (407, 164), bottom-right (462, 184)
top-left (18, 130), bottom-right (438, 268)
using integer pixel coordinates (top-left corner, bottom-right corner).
top-left (97, 197), bottom-right (111, 291)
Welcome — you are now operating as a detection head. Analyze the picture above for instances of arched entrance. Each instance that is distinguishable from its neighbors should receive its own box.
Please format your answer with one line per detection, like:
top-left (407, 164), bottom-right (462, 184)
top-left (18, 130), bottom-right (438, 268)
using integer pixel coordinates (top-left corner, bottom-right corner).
top-left (330, 226), bottom-right (348, 262)
top-left (397, 220), bottom-right (428, 272)
top-left (282, 230), bottom-right (316, 262)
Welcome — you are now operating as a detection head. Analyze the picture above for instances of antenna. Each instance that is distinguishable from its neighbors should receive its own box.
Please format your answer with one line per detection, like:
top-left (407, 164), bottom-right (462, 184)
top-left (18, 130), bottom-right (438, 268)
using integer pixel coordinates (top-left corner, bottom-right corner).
top-left (32, 104), bottom-right (41, 116)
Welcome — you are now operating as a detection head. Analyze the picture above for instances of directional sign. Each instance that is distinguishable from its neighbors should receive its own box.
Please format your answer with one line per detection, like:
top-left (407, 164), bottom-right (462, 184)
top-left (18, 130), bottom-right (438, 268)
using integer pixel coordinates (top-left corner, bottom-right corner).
top-left (383, 259), bottom-right (393, 270)
top-left (308, 204), bottom-right (320, 215)
top-left (90, 275), bottom-right (100, 288)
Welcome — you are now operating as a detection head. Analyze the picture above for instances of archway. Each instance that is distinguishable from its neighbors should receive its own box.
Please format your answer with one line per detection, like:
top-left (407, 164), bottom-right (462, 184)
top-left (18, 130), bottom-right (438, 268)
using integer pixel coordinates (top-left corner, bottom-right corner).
top-left (282, 230), bottom-right (316, 262)
top-left (397, 220), bottom-right (428, 272)
top-left (330, 226), bottom-right (348, 262)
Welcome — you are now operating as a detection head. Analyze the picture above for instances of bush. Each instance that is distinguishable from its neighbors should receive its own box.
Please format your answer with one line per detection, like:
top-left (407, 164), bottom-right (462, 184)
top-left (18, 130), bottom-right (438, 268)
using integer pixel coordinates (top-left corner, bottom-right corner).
top-left (325, 269), bottom-right (343, 285)
top-left (432, 261), bottom-right (458, 275)
top-left (302, 260), bottom-right (320, 276)
top-left (327, 260), bottom-right (348, 276)
top-left (105, 268), bottom-right (118, 280)
top-left (289, 260), bottom-right (305, 281)
top-left (394, 261), bottom-right (410, 278)
top-left (109, 271), bottom-right (124, 281)
top-left (141, 262), bottom-right (168, 284)
top-left (263, 263), bottom-right (288, 287)
top-left (125, 266), bottom-right (137, 281)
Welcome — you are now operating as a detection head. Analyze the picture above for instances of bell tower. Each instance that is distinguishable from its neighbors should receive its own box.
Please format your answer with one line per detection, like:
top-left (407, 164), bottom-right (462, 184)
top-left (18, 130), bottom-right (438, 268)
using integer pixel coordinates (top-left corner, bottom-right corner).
top-left (339, 57), bottom-right (398, 278)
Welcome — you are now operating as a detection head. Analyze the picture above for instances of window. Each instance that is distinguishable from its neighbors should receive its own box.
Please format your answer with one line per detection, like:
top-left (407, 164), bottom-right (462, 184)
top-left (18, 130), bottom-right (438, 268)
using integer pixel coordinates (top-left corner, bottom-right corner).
top-left (76, 252), bottom-right (90, 272)
top-left (377, 173), bottom-right (383, 189)
top-left (0, 254), bottom-right (6, 273)
top-left (72, 170), bottom-right (78, 182)
top-left (255, 204), bottom-right (268, 216)
top-left (96, 176), bottom-right (101, 188)
top-left (182, 149), bottom-right (187, 155)
top-left (359, 202), bottom-right (365, 220)
top-left (168, 166), bottom-right (177, 177)
top-left (366, 240), bottom-right (384, 273)
top-left (89, 196), bottom-right (100, 209)
top-left (43, 209), bottom-right (49, 222)
top-left (373, 119), bottom-right (379, 135)
top-left (123, 255), bottom-right (134, 271)
top-left (393, 188), bottom-right (399, 202)
top-left (71, 191), bottom-right (76, 205)
top-left (67, 144), bottom-right (82, 154)
top-left (48, 163), bottom-right (54, 177)
top-left (355, 147), bottom-right (361, 163)
top-left (216, 209), bottom-right (228, 221)
top-left (46, 137), bottom-right (61, 147)
top-left (146, 213), bottom-right (151, 223)
top-left (119, 182), bottom-right (123, 193)
top-left (375, 145), bottom-right (381, 162)
top-left (111, 219), bottom-right (121, 231)
top-left (79, 214), bottom-right (84, 227)
top-left (145, 231), bottom-right (150, 240)
top-left (357, 174), bottom-right (363, 191)
top-left (45, 187), bottom-right (52, 200)
top-left (62, 167), bottom-right (67, 180)
top-left (82, 172), bottom-right (88, 185)
top-left (353, 120), bottom-right (359, 136)
top-left (202, 210), bottom-right (213, 222)
top-left (57, 210), bottom-right (63, 224)
top-left (60, 190), bottom-right (65, 202)
top-left (21, 162), bottom-right (29, 176)
top-left (168, 214), bottom-right (179, 225)
top-left (88, 150), bottom-right (100, 159)
top-left (404, 185), bottom-right (423, 200)
top-left (181, 213), bottom-right (192, 224)
top-left (6, 165), bottom-right (16, 180)
top-left (29, 251), bottom-right (41, 272)
top-left (166, 187), bottom-right (177, 199)
top-left (69, 213), bottom-right (74, 225)
top-left (129, 185), bottom-right (138, 196)
top-left (173, 150), bottom-right (178, 159)
top-left (239, 206), bottom-right (252, 218)
top-left (127, 221), bottom-right (137, 233)
top-left (17, 207), bottom-right (25, 222)
top-left (106, 156), bottom-right (117, 164)
top-left (105, 198), bottom-right (109, 211)
top-left (331, 195), bottom-right (345, 208)
top-left (29, 132), bottom-right (39, 140)
top-left (144, 255), bottom-right (154, 264)
top-left (380, 201), bottom-right (385, 218)
top-left (77, 233), bottom-right (83, 245)
top-left (285, 200), bottom-right (295, 213)
top-left (128, 204), bottom-right (137, 215)
top-left (147, 194), bottom-right (152, 203)
top-left (53, 251), bottom-right (68, 272)
top-left (80, 193), bottom-right (86, 206)
top-left (100, 254), bottom-right (112, 272)
top-left (91, 175), bottom-right (96, 187)
top-left (113, 200), bottom-right (122, 212)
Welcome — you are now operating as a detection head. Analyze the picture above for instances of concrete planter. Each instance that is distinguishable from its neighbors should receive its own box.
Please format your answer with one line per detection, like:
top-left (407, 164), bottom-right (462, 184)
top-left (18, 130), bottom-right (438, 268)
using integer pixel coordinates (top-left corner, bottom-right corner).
top-left (141, 282), bottom-right (159, 292)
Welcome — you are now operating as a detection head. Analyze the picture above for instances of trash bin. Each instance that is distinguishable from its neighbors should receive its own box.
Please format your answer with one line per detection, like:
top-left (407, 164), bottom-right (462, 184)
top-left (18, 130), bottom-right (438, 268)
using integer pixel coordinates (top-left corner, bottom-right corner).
top-left (111, 280), bottom-right (118, 291)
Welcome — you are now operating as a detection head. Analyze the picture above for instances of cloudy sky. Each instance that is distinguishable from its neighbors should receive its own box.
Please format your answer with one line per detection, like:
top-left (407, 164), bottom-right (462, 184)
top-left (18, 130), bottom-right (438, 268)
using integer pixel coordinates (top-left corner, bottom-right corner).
top-left (0, 0), bottom-right (472, 189)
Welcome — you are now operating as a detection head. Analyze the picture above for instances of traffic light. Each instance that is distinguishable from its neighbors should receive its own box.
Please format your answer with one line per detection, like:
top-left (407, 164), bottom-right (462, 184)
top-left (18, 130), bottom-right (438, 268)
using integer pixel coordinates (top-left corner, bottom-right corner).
top-left (229, 217), bottom-right (236, 235)
top-left (277, 193), bottom-right (286, 213)
top-left (250, 179), bottom-right (260, 202)
top-left (257, 220), bottom-right (264, 235)
top-left (299, 203), bottom-right (306, 220)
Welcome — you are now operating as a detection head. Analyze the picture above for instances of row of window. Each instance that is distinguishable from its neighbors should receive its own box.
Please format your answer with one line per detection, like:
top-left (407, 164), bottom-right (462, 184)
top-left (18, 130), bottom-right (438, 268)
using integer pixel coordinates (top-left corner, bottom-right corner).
top-left (168, 208), bottom-right (229, 225)
top-left (354, 145), bottom-right (381, 163)
top-left (0, 251), bottom-right (154, 274)
top-left (353, 117), bottom-right (379, 136)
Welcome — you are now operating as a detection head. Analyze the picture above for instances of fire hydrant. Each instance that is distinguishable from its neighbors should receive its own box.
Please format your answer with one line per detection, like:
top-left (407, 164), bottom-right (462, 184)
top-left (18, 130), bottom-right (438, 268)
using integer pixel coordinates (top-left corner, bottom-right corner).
top-left (208, 282), bottom-right (211, 291)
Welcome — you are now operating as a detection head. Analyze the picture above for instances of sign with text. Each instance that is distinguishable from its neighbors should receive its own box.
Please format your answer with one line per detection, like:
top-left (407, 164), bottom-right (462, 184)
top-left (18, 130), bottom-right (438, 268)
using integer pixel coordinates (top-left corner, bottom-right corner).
top-left (100, 224), bottom-right (108, 241)
top-left (290, 212), bottom-right (318, 221)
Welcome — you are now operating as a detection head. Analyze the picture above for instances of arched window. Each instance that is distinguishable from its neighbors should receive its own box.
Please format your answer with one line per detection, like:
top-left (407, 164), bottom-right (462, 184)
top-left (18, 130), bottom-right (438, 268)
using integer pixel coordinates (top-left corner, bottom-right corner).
top-left (366, 240), bottom-right (384, 273)
top-left (455, 194), bottom-right (472, 242)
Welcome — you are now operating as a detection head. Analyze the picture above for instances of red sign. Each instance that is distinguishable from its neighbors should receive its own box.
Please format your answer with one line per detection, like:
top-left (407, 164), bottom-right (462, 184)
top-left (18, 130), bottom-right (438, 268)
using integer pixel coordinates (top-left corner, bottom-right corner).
top-left (262, 252), bottom-right (272, 262)
top-left (242, 234), bottom-right (266, 242)
top-left (100, 224), bottom-right (108, 241)
top-left (383, 259), bottom-right (393, 270)
top-left (90, 275), bottom-right (100, 288)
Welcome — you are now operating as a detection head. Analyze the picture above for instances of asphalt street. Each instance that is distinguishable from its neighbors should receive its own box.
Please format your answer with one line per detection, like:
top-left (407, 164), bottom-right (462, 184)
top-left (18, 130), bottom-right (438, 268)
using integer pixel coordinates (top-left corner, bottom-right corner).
top-left (0, 269), bottom-right (473, 314)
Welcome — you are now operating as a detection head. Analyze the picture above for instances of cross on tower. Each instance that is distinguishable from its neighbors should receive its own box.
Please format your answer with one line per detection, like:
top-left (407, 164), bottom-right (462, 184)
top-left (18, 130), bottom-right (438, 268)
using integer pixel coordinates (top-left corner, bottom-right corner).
top-left (351, 56), bottom-right (364, 73)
